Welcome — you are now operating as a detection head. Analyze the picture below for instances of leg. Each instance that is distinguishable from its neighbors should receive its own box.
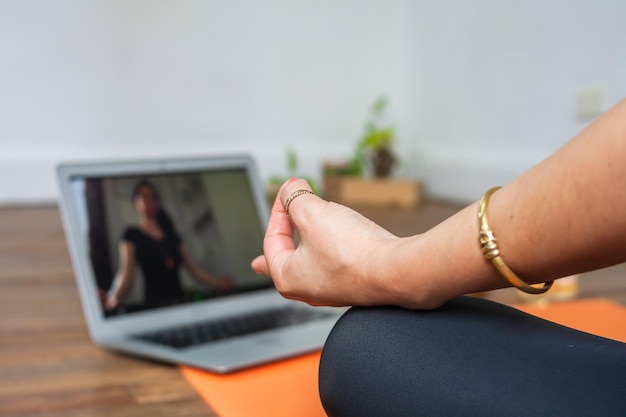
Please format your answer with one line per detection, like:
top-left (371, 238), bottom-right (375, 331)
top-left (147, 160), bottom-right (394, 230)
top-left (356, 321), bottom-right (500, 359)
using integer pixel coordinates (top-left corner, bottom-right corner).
top-left (319, 296), bottom-right (626, 417)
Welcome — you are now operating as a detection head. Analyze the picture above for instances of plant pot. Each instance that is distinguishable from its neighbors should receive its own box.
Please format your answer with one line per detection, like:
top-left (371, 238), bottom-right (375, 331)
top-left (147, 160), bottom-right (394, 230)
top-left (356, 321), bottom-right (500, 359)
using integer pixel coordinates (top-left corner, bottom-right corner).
top-left (372, 147), bottom-right (395, 178)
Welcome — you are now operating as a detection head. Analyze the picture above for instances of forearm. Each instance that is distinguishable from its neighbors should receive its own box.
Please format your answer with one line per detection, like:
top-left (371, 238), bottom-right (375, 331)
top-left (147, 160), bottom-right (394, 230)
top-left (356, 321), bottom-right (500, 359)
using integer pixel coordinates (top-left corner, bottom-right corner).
top-left (179, 245), bottom-right (216, 286)
top-left (390, 99), bottom-right (626, 308)
top-left (190, 268), bottom-right (219, 286)
top-left (491, 101), bottom-right (626, 278)
top-left (107, 272), bottom-right (132, 302)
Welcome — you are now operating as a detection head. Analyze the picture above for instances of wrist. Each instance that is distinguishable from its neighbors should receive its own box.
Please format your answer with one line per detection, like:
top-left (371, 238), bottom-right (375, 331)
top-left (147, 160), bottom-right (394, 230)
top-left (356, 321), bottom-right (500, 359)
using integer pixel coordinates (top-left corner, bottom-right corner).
top-left (380, 202), bottom-right (503, 310)
top-left (356, 234), bottom-right (440, 309)
top-left (382, 235), bottom-right (448, 309)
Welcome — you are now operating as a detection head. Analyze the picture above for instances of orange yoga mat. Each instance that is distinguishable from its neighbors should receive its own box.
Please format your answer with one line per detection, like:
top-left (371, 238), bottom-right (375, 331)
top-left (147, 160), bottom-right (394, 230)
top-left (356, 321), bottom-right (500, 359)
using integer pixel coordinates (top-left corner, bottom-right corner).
top-left (181, 298), bottom-right (626, 417)
top-left (181, 351), bottom-right (325, 417)
top-left (515, 298), bottom-right (626, 343)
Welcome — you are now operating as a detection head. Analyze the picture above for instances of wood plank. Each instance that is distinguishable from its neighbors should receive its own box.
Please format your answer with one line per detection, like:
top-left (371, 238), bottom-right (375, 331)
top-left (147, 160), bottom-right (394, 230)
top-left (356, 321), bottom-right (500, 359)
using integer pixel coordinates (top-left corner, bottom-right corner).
top-left (0, 205), bottom-right (215, 417)
top-left (21, 399), bottom-right (213, 417)
top-left (0, 386), bottom-right (136, 415)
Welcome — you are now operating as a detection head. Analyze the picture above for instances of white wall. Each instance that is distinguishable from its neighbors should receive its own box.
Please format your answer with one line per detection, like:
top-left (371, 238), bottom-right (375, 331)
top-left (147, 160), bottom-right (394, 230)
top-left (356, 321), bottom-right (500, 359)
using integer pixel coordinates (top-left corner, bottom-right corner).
top-left (404, 0), bottom-right (626, 202)
top-left (0, 0), bottom-right (410, 204)
top-left (1, 0), bottom-right (625, 205)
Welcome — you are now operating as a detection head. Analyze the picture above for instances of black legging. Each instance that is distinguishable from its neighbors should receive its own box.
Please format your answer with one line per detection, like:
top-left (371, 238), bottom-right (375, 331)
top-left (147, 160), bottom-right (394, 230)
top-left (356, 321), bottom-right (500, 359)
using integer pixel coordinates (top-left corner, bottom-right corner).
top-left (319, 296), bottom-right (626, 417)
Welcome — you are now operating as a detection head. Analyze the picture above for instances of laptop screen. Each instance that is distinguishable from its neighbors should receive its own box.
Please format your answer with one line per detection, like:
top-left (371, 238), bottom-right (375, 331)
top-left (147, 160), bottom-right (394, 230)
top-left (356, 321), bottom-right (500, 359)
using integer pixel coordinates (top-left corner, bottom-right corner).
top-left (66, 166), bottom-right (272, 318)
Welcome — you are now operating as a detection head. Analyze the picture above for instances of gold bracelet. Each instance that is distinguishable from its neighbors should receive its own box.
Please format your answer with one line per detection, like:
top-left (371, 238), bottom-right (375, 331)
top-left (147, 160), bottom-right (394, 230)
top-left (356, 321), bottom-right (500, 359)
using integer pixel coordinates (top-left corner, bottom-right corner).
top-left (478, 186), bottom-right (553, 295)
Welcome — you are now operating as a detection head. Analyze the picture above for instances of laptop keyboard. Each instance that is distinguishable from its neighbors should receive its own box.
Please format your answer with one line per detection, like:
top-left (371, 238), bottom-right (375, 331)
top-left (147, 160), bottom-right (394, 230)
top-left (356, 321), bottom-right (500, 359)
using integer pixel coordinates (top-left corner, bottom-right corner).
top-left (133, 306), bottom-right (335, 349)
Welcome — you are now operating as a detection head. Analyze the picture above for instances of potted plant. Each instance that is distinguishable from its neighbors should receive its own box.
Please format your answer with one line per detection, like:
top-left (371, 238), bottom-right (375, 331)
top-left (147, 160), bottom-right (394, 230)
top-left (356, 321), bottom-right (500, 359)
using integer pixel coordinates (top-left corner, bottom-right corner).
top-left (355, 96), bottom-right (396, 178)
top-left (321, 96), bottom-right (421, 208)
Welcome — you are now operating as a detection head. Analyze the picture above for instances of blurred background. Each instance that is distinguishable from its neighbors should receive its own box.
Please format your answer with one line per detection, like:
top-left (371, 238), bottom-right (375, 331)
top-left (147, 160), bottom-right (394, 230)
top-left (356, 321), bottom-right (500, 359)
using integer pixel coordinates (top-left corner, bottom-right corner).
top-left (2, 0), bottom-right (625, 205)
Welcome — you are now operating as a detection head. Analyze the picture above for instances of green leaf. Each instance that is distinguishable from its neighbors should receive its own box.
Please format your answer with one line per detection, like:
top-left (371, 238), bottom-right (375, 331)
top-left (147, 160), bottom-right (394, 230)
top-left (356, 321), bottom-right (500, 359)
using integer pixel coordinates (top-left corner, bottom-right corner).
top-left (372, 96), bottom-right (387, 115)
top-left (286, 149), bottom-right (298, 175)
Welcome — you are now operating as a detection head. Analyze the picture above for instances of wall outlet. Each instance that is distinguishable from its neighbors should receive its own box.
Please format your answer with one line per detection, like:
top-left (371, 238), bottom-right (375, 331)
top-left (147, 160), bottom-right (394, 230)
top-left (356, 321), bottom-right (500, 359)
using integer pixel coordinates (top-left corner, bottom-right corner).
top-left (575, 84), bottom-right (606, 120)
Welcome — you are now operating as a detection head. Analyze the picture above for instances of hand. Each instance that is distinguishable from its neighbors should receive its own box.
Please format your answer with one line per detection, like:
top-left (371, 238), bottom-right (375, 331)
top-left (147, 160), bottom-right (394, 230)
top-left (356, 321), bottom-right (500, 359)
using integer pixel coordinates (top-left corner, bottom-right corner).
top-left (216, 275), bottom-right (234, 289)
top-left (97, 287), bottom-right (107, 305)
top-left (104, 293), bottom-right (120, 311)
top-left (251, 178), bottom-right (402, 307)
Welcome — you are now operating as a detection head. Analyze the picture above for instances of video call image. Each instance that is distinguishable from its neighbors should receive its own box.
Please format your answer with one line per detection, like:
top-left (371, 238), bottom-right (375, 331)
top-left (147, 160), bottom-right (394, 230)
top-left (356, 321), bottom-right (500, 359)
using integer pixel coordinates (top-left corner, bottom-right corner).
top-left (70, 169), bottom-right (271, 317)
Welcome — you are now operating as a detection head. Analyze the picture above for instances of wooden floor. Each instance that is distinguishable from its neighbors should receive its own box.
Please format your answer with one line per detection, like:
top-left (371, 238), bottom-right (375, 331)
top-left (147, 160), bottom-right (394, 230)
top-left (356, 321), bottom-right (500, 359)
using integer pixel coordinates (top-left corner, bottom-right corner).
top-left (0, 205), bottom-right (215, 417)
top-left (1, 203), bottom-right (624, 416)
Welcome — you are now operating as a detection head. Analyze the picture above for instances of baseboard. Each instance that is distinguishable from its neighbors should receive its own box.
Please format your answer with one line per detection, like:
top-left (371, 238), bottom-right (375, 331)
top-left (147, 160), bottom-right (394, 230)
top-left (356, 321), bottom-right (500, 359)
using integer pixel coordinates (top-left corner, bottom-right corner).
top-left (0, 145), bottom-right (551, 206)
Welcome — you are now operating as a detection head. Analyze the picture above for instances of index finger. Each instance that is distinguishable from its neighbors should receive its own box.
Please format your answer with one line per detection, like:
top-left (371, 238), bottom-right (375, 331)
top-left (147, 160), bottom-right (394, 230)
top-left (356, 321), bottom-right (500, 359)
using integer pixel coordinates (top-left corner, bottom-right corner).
top-left (260, 179), bottom-right (302, 275)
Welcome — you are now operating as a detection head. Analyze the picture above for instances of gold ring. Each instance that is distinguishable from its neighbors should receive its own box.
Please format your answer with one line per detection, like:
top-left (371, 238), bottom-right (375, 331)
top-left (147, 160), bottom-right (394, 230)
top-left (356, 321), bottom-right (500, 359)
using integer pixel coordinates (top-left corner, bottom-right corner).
top-left (283, 189), bottom-right (314, 218)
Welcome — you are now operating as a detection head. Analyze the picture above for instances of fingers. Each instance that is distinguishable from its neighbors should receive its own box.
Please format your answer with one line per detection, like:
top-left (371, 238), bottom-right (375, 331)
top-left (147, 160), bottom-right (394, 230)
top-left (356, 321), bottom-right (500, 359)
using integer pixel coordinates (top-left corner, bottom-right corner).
top-left (262, 179), bottom-right (313, 271)
top-left (280, 179), bottom-right (316, 220)
top-left (251, 178), bottom-right (319, 279)
top-left (251, 254), bottom-right (269, 275)
top-left (263, 180), bottom-right (298, 261)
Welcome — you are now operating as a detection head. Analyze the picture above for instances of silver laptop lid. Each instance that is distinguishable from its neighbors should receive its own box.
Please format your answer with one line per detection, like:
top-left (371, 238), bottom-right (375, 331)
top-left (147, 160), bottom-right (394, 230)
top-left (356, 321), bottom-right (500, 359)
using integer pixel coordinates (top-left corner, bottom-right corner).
top-left (57, 155), bottom-right (278, 340)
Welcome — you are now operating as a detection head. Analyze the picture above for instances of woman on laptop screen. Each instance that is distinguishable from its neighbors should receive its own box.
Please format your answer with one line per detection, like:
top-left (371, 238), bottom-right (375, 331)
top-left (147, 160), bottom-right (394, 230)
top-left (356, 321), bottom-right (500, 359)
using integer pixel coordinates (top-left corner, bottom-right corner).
top-left (104, 180), bottom-right (232, 312)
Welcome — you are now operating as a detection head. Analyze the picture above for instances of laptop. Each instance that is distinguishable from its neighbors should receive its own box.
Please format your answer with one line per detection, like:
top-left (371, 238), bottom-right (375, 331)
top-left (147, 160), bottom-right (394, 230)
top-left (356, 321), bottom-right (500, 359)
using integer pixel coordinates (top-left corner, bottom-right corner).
top-left (57, 154), bottom-right (345, 373)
